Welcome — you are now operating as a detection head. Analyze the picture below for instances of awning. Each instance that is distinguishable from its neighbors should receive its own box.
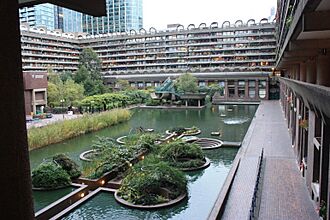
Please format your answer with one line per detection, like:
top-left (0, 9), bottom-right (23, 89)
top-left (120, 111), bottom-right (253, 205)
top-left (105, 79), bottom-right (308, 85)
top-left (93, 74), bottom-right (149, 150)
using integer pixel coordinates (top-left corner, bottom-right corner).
top-left (18, 0), bottom-right (106, 16)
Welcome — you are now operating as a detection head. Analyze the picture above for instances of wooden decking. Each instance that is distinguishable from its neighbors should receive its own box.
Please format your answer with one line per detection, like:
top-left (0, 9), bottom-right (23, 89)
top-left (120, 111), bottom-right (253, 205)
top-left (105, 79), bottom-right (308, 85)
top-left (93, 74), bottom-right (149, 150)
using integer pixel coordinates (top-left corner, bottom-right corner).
top-left (220, 100), bottom-right (319, 220)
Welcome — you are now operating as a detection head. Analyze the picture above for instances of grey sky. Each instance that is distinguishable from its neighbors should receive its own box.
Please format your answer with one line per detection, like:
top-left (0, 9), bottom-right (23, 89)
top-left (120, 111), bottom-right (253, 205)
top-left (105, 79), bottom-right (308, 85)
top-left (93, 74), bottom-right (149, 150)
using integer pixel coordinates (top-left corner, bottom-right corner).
top-left (143, 0), bottom-right (277, 30)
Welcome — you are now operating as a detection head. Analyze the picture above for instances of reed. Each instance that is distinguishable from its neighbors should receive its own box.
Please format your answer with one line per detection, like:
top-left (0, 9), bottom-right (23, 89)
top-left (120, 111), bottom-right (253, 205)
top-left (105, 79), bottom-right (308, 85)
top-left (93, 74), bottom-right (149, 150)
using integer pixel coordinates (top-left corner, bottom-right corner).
top-left (28, 109), bottom-right (132, 150)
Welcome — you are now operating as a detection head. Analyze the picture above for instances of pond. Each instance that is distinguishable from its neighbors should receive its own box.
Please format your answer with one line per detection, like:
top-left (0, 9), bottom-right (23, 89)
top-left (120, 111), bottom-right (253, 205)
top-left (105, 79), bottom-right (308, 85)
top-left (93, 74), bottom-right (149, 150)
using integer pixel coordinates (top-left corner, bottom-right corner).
top-left (30, 105), bottom-right (257, 216)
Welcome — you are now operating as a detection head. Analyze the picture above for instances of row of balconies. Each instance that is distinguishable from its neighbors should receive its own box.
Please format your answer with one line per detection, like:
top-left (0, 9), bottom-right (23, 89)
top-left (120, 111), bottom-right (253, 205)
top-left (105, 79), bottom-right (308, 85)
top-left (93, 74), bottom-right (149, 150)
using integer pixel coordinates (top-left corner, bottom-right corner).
top-left (104, 67), bottom-right (273, 75)
top-left (22, 59), bottom-right (79, 65)
top-left (98, 52), bottom-right (276, 61)
top-left (21, 38), bottom-right (79, 49)
top-left (21, 52), bottom-right (79, 59)
top-left (86, 32), bottom-right (275, 48)
top-left (93, 41), bottom-right (275, 54)
top-left (21, 46), bottom-right (79, 54)
top-left (103, 59), bottom-right (275, 68)
top-left (95, 45), bottom-right (276, 58)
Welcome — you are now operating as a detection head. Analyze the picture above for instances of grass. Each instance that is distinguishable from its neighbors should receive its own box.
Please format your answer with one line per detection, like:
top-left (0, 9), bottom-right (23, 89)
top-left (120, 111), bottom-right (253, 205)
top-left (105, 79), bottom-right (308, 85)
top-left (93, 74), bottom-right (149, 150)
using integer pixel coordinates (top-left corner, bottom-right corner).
top-left (28, 109), bottom-right (132, 150)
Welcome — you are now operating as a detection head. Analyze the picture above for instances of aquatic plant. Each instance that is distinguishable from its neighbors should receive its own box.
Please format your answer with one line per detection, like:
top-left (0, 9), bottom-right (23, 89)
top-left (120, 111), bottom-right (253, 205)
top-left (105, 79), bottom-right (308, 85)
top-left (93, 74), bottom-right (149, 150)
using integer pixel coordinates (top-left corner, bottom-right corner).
top-left (28, 109), bottom-right (132, 150)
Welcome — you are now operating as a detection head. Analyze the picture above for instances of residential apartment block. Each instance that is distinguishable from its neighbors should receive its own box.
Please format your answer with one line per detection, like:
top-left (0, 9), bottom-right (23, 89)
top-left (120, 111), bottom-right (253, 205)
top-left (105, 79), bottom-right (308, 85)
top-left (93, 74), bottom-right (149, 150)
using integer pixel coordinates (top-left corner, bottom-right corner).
top-left (20, 18), bottom-right (276, 102)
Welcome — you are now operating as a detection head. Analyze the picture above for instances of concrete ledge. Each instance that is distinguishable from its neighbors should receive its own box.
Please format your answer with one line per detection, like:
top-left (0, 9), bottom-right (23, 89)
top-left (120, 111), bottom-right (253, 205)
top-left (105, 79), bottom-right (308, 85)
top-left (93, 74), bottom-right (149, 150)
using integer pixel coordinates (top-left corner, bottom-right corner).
top-left (114, 190), bottom-right (187, 209)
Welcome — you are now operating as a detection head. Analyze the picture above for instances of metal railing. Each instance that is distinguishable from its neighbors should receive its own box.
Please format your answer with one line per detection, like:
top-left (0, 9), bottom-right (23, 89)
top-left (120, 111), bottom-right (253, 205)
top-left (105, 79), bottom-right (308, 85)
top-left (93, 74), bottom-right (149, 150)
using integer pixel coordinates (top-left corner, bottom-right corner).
top-left (249, 148), bottom-right (264, 220)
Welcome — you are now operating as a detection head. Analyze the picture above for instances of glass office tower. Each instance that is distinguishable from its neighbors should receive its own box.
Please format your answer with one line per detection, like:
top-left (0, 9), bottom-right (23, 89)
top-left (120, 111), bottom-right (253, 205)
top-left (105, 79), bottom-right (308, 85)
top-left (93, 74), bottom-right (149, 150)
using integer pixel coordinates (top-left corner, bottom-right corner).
top-left (82, 0), bottom-right (143, 34)
top-left (19, 4), bottom-right (82, 32)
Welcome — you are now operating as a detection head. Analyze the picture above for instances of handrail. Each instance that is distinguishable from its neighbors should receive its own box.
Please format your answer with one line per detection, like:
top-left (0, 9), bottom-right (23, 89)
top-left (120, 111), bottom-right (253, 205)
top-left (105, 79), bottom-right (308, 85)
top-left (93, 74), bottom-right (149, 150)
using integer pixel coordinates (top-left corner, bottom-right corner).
top-left (249, 148), bottom-right (264, 220)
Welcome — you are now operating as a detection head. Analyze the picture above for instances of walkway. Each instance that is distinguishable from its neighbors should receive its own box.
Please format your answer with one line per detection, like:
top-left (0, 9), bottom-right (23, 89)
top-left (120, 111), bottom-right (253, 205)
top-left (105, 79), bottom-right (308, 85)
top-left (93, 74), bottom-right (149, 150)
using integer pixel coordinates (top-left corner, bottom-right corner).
top-left (221, 100), bottom-right (318, 220)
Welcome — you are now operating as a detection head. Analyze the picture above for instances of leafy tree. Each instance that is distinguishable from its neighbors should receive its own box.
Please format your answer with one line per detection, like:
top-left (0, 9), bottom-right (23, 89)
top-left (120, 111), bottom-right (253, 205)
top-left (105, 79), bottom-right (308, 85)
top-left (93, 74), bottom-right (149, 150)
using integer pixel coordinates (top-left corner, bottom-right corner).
top-left (74, 48), bottom-right (107, 96)
top-left (63, 79), bottom-right (85, 106)
top-left (116, 79), bottom-right (130, 90)
top-left (47, 72), bottom-right (85, 107)
top-left (175, 73), bottom-right (198, 93)
top-left (60, 71), bottom-right (73, 82)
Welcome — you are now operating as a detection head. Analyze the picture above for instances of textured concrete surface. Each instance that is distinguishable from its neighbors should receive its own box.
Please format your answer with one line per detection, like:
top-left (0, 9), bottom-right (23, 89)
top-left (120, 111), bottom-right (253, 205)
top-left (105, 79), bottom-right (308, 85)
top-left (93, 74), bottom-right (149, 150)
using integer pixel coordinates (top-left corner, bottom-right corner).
top-left (222, 100), bottom-right (318, 220)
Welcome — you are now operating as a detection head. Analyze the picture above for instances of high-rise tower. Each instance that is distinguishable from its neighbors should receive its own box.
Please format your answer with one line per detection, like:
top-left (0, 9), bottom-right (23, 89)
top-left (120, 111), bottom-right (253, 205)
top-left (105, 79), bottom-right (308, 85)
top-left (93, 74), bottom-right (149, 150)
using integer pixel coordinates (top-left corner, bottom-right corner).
top-left (19, 4), bottom-right (83, 32)
top-left (82, 0), bottom-right (143, 34)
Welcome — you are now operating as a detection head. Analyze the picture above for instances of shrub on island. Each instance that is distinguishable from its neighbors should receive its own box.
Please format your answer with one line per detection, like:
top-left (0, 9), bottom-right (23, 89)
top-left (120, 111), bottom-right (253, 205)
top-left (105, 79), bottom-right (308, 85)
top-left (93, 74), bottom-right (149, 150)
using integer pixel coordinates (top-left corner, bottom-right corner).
top-left (32, 162), bottom-right (71, 189)
top-left (159, 140), bottom-right (205, 169)
top-left (117, 157), bottom-right (187, 206)
top-left (53, 154), bottom-right (81, 179)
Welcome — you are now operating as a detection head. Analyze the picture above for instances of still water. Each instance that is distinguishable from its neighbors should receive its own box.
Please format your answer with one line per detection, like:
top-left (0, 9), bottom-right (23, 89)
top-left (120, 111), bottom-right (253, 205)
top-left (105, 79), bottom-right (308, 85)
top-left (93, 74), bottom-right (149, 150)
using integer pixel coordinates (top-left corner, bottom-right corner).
top-left (30, 105), bottom-right (257, 218)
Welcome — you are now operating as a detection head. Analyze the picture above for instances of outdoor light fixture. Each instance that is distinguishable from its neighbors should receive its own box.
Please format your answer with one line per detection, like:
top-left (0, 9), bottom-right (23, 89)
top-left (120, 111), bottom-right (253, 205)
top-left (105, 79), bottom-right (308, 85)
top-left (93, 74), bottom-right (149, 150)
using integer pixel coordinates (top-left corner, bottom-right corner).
top-left (129, 163), bottom-right (133, 167)
top-left (140, 155), bottom-right (145, 160)
top-left (101, 180), bottom-right (105, 185)
top-left (80, 193), bottom-right (85, 198)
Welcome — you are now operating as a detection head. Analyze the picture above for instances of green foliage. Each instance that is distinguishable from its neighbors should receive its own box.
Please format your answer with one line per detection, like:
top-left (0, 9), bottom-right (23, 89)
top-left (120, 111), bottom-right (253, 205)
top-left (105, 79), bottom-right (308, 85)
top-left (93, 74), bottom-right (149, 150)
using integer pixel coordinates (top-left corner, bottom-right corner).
top-left (199, 83), bottom-right (224, 97)
top-left (160, 141), bottom-right (205, 169)
top-left (116, 79), bottom-right (130, 90)
top-left (175, 73), bottom-right (198, 94)
top-left (145, 99), bottom-right (161, 106)
top-left (53, 154), bottom-right (81, 179)
top-left (32, 162), bottom-right (71, 189)
top-left (118, 157), bottom-right (187, 205)
top-left (28, 109), bottom-right (132, 150)
top-left (169, 126), bottom-right (199, 135)
top-left (79, 90), bottom-right (150, 111)
top-left (47, 72), bottom-right (85, 107)
top-left (74, 48), bottom-right (107, 96)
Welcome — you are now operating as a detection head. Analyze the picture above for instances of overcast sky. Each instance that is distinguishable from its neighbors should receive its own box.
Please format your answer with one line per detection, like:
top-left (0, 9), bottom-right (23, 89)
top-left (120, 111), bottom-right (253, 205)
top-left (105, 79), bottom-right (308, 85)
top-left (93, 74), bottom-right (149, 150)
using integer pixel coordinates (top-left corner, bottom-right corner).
top-left (143, 0), bottom-right (277, 30)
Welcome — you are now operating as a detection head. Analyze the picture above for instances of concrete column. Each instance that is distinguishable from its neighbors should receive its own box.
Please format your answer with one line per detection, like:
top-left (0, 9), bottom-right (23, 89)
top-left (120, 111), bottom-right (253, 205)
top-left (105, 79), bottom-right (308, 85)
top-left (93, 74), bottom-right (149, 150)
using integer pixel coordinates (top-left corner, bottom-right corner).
top-left (185, 100), bottom-right (188, 107)
top-left (316, 53), bottom-right (330, 87)
top-left (224, 80), bottom-right (228, 100)
top-left (0, 0), bottom-right (34, 219)
top-left (255, 80), bottom-right (259, 100)
top-left (32, 89), bottom-right (36, 114)
top-left (293, 64), bottom-right (300, 80)
top-left (198, 100), bottom-right (201, 107)
top-left (294, 98), bottom-right (300, 156)
top-left (307, 110), bottom-right (316, 195)
top-left (300, 62), bottom-right (307, 82)
top-left (306, 59), bottom-right (317, 84)
top-left (245, 80), bottom-right (249, 99)
top-left (319, 119), bottom-right (329, 204)
top-left (234, 80), bottom-right (238, 98)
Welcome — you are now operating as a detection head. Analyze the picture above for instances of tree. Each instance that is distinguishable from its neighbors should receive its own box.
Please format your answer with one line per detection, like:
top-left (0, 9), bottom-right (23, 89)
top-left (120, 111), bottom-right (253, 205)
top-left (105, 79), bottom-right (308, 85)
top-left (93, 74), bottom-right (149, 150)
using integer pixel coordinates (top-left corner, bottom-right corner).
top-left (116, 79), bottom-right (130, 90)
top-left (74, 48), bottom-right (107, 96)
top-left (175, 73), bottom-right (198, 93)
top-left (47, 76), bottom-right (85, 107)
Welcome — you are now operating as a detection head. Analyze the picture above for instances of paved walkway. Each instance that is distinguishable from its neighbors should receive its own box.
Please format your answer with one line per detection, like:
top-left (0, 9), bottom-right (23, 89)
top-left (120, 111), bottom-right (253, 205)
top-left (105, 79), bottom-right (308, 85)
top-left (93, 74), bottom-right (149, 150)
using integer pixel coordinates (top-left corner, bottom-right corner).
top-left (222, 100), bottom-right (318, 220)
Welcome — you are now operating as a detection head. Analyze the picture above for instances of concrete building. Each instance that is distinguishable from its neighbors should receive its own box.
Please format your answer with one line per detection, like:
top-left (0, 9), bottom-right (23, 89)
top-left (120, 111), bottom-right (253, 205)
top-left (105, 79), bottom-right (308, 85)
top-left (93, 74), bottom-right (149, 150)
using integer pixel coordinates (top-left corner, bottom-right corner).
top-left (20, 19), bottom-right (276, 103)
top-left (276, 0), bottom-right (330, 218)
top-left (82, 0), bottom-right (143, 34)
top-left (23, 71), bottom-right (48, 115)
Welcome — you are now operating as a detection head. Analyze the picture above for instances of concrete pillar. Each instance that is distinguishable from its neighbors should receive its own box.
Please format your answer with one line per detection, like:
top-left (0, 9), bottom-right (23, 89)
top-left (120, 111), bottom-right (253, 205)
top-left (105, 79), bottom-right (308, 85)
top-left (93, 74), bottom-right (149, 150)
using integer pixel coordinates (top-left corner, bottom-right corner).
top-left (255, 80), bottom-right (259, 100)
top-left (0, 0), bottom-right (34, 219)
top-left (293, 64), bottom-right (300, 80)
top-left (306, 110), bottom-right (316, 195)
top-left (300, 62), bottom-right (307, 82)
top-left (224, 80), bottom-right (228, 100)
top-left (198, 100), bottom-right (201, 107)
top-left (234, 80), bottom-right (238, 98)
top-left (185, 100), bottom-right (188, 107)
top-left (319, 119), bottom-right (329, 204)
top-left (32, 89), bottom-right (36, 114)
top-left (245, 80), bottom-right (249, 99)
top-left (306, 59), bottom-right (317, 84)
top-left (316, 53), bottom-right (330, 87)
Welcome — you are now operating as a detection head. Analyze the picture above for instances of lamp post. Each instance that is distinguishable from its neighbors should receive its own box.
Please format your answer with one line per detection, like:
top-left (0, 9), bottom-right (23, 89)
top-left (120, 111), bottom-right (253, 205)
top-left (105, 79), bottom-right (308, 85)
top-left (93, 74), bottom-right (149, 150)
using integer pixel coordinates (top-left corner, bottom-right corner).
top-left (60, 99), bottom-right (65, 119)
top-left (90, 100), bottom-right (95, 114)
